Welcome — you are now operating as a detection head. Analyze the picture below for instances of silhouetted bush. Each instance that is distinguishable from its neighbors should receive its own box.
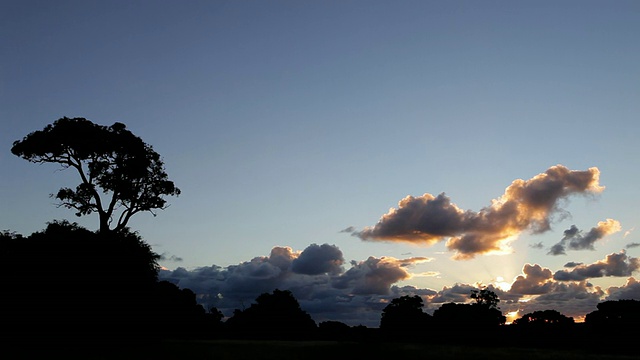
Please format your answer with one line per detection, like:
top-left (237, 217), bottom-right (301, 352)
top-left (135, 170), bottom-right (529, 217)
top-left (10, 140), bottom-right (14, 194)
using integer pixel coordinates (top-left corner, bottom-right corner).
top-left (379, 295), bottom-right (432, 340)
top-left (224, 289), bottom-right (317, 340)
top-left (0, 221), bottom-right (211, 354)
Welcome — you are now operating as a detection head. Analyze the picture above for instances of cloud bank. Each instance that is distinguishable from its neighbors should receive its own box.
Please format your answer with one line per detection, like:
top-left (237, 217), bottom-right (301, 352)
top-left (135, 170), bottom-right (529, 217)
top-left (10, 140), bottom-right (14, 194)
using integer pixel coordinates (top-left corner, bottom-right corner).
top-left (353, 165), bottom-right (604, 259)
top-left (159, 243), bottom-right (433, 326)
top-left (160, 243), bottom-right (639, 326)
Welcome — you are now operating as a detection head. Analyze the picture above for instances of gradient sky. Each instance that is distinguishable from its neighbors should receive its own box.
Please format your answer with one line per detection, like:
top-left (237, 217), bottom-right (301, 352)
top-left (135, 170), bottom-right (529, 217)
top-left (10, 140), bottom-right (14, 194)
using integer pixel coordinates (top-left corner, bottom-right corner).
top-left (2, 0), bottom-right (640, 326)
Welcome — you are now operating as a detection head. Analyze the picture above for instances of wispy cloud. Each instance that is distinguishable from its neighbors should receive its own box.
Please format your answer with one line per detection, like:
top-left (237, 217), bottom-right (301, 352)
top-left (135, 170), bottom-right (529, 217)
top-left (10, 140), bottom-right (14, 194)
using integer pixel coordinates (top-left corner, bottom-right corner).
top-left (339, 226), bottom-right (355, 233)
top-left (159, 253), bottom-right (183, 262)
top-left (353, 165), bottom-right (604, 259)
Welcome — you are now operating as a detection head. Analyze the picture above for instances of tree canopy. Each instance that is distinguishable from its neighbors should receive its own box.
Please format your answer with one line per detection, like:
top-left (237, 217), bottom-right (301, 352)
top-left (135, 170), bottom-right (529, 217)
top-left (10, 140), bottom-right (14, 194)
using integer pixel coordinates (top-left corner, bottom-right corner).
top-left (380, 295), bottom-right (432, 332)
top-left (225, 289), bottom-right (316, 339)
top-left (512, 309), bottom-right (574, 326)
top-left (433, 289), bottom-right (506, 331)
top-left (11, 117), bottom-right (180, 233)
top-left (470, 288), bottom-right (500, 309)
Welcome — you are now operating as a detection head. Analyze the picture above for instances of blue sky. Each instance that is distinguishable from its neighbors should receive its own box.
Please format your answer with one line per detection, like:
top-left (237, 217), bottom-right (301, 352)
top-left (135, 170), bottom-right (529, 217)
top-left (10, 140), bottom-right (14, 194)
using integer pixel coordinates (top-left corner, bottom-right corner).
top-left (2, 0), bottom-right (640, 326)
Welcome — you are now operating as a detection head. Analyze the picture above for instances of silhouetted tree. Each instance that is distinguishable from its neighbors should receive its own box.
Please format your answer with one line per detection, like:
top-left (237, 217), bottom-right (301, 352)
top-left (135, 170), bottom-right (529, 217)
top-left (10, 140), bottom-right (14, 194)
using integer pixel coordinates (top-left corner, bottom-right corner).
top-left (585, 299), bottom-right (640, 326)
top-left (470, 288), bottom-right (500, 309)
top-left (432, 290), bottom-right (505, 344)
top-left (225, 289), bottom-right (316, 339)
top-left (11, 117), bottom-right (180, 233)
top-left (583, 300), bottom-right (640, 354)
top-left (0, 221), bottom-right (161, 349)
top-left (380, 295), bottom-right (432, 337)
top-left (150, 281), bottom-right (209, 339)
top-left (317, 320), bottom-right (351, 340)
top-left (512, 309), bottom-right (574, 326)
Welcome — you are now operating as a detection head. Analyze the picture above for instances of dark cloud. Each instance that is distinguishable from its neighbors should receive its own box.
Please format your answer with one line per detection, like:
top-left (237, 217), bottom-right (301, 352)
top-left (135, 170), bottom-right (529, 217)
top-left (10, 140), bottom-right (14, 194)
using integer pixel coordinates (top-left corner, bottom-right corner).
top-left (553, 251), bottom-right (640, 281)
top-left (548, 220), bottom-right (621, 255)
top-left (159, 252), bottom-right (183, 262)
top-left (626, 243), bottom-right (640, 249)
top-left (428, 283), bottom-right (478, 304)
top-left (339, 226), bottom-right (356, 233)
top-left (605, 277), bottom-right (640, 300)
top-left (159, 242), bottom-right (640, 326)
top-left (159, 244), bottom-right (432, 327)
top-left (291, 243), bottom-right (344, 275)
top-left (514, 281), bottom-right (604, 321)
top-left (548, 243), bottom-right (567, 256)
top-left (529, 242), bottom-right (544, 249)
top-left (332, 256), bottom-right (430, 295)
top-left (564, 262), bottom-right (583, 268)
top-left (355, 165), bottom-right (604, 259)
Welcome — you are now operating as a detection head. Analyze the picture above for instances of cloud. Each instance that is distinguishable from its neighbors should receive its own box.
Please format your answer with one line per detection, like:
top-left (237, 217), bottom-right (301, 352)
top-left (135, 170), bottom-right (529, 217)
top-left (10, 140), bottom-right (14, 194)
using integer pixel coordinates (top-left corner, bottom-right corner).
top-left (513, 281), bottom-right (604, 321)
top-left (564, 262), bottom-right (583, 268)
top-left (548, 219), bottom-right (621, 255)
top-left (553, 251), bottom-right (640, 281)
top-left (428, 283), bottom-right (479, 305)
top-left (159, 253), bottom-right (183, 262)
top-left (626, 243), bottom-right (640, 249)
top-left (332, 256), bottom-right (431, 295)
top-left (354, 165), bottom-right (604, 259)
top-left (605, 277), bottom-right (640, 300)
top-left (509, 264), bottom-right (555, 295)
top-left (159, 243), bottom-right (640, 327)
top-left (159, 244), bottom-right (433, 327)
top-left (339, 226), bottom-right (356, 233)
top-left (291, 243), bottom-right (344, 275)
top-left (529, 242), bottom-right (544, 249)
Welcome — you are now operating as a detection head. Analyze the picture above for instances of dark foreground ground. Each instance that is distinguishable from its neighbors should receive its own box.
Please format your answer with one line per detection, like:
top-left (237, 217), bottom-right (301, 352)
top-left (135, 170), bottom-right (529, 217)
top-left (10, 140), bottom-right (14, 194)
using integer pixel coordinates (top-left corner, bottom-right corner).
top-left (70, 339), bottom-right (636, 360)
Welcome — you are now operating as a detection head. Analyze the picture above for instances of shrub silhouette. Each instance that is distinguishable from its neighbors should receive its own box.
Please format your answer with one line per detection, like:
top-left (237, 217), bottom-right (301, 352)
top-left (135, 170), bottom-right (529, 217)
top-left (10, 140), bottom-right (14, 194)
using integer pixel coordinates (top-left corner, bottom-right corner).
top-left (0, 221), bottom-right (212, 352)
top-left (225, 289), bottom-right (316, 339)
top-left (585, 299), bottom-right (640, 326)
top-left (512, 309), bottom-right (574, 326)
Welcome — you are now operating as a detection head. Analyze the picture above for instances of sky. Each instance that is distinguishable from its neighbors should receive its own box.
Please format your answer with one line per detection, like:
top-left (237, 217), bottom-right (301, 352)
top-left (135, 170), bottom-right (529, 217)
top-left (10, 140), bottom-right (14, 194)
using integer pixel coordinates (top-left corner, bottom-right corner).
top-left (2, 0), bottom-right (640, 327)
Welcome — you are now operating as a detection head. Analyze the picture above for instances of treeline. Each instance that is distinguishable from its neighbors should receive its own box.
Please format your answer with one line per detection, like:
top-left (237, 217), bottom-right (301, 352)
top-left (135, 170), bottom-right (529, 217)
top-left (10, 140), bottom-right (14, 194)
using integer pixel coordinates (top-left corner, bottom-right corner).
top-left (2, 222), bottom-right (638, 356)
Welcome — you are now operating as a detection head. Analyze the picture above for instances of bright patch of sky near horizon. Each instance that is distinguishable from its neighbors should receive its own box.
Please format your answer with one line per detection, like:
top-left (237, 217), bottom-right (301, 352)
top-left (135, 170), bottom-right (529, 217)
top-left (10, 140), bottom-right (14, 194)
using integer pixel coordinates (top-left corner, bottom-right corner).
top-left (2, 0), bottom-right (640, 308)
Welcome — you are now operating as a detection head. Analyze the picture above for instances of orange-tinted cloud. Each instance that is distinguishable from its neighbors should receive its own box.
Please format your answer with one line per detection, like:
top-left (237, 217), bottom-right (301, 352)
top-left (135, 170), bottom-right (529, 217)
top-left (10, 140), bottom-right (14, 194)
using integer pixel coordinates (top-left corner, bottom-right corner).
top-left (355, 165), bottom-right (604, 259)
top-left (548, 219), bottom-right (621, 255)
top-left (510, 264), bottom-right (555, 295)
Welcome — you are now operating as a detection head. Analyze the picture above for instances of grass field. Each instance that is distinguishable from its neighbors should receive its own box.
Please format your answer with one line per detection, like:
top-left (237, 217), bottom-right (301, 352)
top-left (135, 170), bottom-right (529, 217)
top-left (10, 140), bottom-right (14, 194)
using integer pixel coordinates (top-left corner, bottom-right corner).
top-left (108, 339), bottom-right (637, 360)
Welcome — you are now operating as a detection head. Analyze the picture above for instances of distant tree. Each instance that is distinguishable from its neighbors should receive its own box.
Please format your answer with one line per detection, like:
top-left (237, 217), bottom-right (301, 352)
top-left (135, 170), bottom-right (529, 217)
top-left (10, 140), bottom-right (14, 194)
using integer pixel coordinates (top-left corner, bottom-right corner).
top-left (11, 117), bottom-right (180, 233)
top-left (380, 295), bottom-right (432, 332)
top-left (208, 306), bottom-right (224, 323)
top-left (471, 288), bottom-right (500, 309)
top-left (512, 310), bottom-right (574, 326)
top-left (432, 290), bottom-right (506, 343)
top-left (583, 300), bottom-right (640, 352)
top-left (585, 299), bottom-right (640, 326)
top-left (317, 321), bottom-right (351, 340)
top-left (225, 289), bottom-right (316, 339)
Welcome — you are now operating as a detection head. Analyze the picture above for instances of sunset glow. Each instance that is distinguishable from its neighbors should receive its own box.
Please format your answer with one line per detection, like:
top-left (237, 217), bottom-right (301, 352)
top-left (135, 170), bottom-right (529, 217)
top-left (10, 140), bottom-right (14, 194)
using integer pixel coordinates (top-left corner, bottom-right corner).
top-left (2, 0), bottom-right (639, 329)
